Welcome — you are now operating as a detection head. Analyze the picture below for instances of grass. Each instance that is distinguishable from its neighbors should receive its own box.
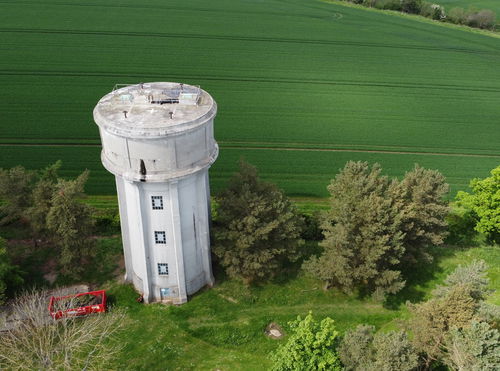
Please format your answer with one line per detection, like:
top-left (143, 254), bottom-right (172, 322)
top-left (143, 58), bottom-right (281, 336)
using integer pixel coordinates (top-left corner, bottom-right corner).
top-left (0, 0), bottom-right (499, 197)
top-left (95, 243), bottom-right (499, 370)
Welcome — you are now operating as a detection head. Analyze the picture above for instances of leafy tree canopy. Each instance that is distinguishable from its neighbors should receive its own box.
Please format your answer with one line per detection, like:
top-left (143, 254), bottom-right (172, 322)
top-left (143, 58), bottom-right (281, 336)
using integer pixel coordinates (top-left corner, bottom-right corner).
top-left (457, 165), bottom-right (500, 243)
top-left (270, 312), bottom-right (341, 371)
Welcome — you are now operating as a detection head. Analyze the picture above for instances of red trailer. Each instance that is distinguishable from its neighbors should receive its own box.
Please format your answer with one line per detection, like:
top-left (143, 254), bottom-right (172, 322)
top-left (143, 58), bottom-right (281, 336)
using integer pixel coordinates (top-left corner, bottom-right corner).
top-left (48, 290), bottom-right (106, 319)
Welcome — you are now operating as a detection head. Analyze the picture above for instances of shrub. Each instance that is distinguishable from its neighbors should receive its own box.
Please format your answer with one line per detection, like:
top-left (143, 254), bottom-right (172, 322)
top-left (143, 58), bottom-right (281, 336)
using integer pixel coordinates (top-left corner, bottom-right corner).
top-left (448, 7), bottom-right (467, 24)
top-left (444, 321), bottom-right (500, 370)
top-left (456, 165), bottom-right (500, 243)
top-left (445, 206), bottom-right (478, 246)
top-left (467, 9), bottom-right (496, 29)
top-left (420, 2), bottom-right (446, 20)
top-left (339, 325), bottom-right (418, 371)
top-left (338, 325), bottom-right (375, 370)
top-left (270, 312), bottom-right (342, 371)
top-left (401, 0), bottom-right (422, 14)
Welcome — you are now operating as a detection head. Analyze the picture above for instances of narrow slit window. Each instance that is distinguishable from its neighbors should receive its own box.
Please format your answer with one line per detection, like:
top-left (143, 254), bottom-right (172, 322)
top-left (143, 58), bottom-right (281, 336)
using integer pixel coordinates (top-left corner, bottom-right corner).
top-left (151, 196), bottom-right (163, 210)
top-left (155, 231), bottom-right (166, 244)
top-left (158, 263), bottom-right (169, 275)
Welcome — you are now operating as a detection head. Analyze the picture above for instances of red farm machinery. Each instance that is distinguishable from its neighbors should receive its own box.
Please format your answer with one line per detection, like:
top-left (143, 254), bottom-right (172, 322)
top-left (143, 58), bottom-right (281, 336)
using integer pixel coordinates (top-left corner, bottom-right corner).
top-left (48, 290), bottom-right (107, 319)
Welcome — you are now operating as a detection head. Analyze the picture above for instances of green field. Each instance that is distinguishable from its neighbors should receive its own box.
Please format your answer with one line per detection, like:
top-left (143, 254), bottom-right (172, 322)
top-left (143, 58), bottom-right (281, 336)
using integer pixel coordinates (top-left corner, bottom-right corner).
top-left (0, 0), bottom-right (499, 197)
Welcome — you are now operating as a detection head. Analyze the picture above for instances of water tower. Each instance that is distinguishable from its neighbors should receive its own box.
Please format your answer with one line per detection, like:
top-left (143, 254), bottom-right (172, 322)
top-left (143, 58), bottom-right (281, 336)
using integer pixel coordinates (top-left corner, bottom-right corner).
top-left (93, 82), bottom-right (218, 304)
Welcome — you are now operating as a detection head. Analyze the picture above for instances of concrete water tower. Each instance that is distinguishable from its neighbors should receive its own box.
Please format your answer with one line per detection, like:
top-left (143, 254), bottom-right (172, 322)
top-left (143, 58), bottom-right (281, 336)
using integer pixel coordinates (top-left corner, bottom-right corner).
top-left (93, 82), bottom-right (218, 304)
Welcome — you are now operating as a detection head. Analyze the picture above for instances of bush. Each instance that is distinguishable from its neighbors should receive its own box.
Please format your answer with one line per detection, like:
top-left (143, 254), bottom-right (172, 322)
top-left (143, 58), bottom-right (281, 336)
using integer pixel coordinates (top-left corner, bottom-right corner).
top-left (420, 2), bottom-right (445, 20)
top-left (373, 0), bottom-right (402, 11)
top-left (339, 325), bottom-right (418, 371)
top-left (270, 312), bottom-right (342, 371)
top-left (445, 206), bottom-right (478, 246)
top-left (448, 7), bottom-right (467, 24)
top-left (401, 0), bottom-right (422, 14)
top-left (457, 165), bottom-right (500, 243)
top-left (444, 321), bottom-right (500, 370)
top-left (467, 9), bottom-right (496, 29)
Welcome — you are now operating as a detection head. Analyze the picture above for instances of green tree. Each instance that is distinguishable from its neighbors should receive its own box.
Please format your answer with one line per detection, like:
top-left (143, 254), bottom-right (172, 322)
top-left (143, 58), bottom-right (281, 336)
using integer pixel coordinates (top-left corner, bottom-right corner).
top-left (27, 161), bottom-right (62, 239)
top-left (432, 260), bottom-right (491, 301)
top-left (444, 321), bottom-right (500, 371)
top-left (0, 166), bottom-right (35, 224)
top-left (408, 284), bottom-right (478, 367)
top-left (212, 160), bottom-right (303, 284)
top-left (372, 331), bottom-right (418, 371)
top-left (0, 237), bottom-right (24, 305)
top-left (338, 324), bottom-right (375, 370)
top-left (395, 165), bottom-right (449, 265)
top-left (401, 0), bottom-right (422, 14)
top-left (339, 325), bottom-right (418, 371)
top-left (269, 312), bottom-right (341, 371)
top-left (457, 165), bottom-right (500, 243)
top-left (303, 161), bottom-right (405, 299)
top-left (407, 261), bottom-right (497, 368)
top-left (46, 170), bottom-right (95, 276)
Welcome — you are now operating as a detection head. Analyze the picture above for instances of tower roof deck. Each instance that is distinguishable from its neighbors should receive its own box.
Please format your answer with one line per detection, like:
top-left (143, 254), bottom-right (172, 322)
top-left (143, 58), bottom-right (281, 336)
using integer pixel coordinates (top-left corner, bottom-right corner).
top-left (93, 82), bottom-right (216, 138)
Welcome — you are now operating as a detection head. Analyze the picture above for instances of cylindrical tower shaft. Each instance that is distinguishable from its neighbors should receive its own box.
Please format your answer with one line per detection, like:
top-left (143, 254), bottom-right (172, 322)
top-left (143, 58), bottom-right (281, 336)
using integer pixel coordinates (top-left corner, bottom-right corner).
top-left (93, 82), bottom-right (218, 304)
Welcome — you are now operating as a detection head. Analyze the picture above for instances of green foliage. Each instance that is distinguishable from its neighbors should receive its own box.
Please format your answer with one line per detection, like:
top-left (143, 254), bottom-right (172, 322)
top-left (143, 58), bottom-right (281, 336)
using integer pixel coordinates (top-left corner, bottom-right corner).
top-left (269, 312), bottom-right (341, 371)
top-left (304, 161), bottom-right (406, 299)
top-left (213, 160), bottom-right (303, 284)
top-left (457, 165), bottom-right (500, 243)
top-left (448, 7), bottom-right (468, 24)
top-left (304, 162), bottom-right (449, 300)
top-left (432, 260), bottom-right (491, 301)
top-left (408, 284), bottom-right (478, 365)
top-left (371, 331), bottom-right (418, 371)
top-left (396, 165), bottom-right (449, 265)
top-left (444, 321), bottom-right (500, 370)
top-left (27, 161), bottom-right (62, 238)
top-left (300, 212), bottom-right (323, 241)
top-left (401, 0), bottom-right (423, 13)
top-left (339, 325), bottom-right (418, 371)
top-left (46, 170), bottom-right (95, 276)
top-left (466, 9), bottom-right (497, 29)
top-left (446, 205), bottom-right (478, 246)
top-left (420, 2), bottom-right (446, 20)
top-left (338, 325), bottom-right (375, 370)
top-left (407, 260), bottom-right (498, 368)
top-left (0, 237), bottom-right (24, 305)
top-left (0, 166), bottom-right (35, 224)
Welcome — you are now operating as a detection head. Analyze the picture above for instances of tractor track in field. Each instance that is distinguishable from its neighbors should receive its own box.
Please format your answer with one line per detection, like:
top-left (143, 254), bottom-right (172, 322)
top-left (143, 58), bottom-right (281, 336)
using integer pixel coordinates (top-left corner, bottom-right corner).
top-left (1, 27), bottom-right (499, 56)
top-left (2, 69), bottom-right (500, 94)
top-left (1, 142), bottom-right (499, 158)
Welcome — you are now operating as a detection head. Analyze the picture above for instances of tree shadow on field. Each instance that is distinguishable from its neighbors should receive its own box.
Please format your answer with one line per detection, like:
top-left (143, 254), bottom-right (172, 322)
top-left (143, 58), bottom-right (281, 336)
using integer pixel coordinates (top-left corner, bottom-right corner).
top-left (383, 246), bottom-right (459, 310)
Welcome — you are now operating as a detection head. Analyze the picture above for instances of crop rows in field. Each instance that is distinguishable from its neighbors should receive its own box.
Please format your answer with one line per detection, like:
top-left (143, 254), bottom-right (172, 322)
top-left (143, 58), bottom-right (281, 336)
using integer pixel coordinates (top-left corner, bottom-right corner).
top-left (0, 0), bottom-right (499, 197)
